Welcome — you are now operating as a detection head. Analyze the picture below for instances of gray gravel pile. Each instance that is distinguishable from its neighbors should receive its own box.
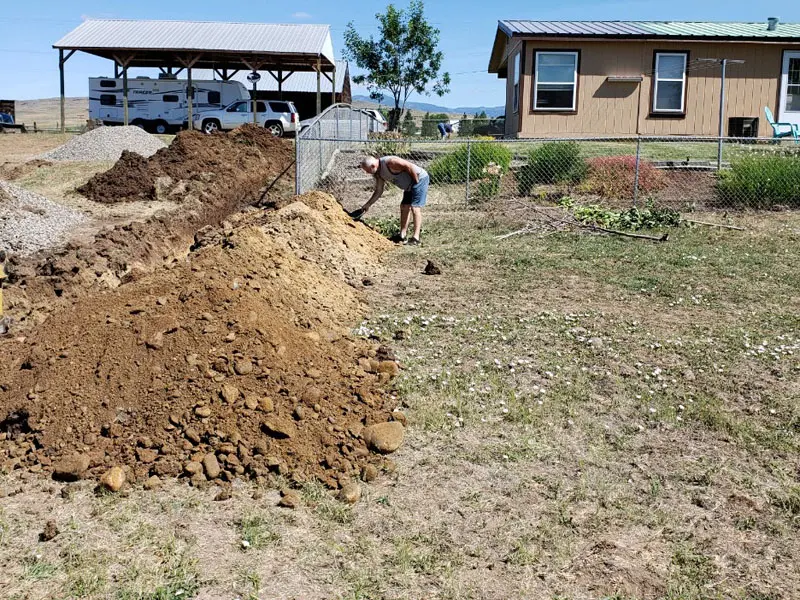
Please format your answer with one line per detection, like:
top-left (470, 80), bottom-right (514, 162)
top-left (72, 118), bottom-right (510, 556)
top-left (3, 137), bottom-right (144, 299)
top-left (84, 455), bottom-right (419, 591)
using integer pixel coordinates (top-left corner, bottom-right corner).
top-left (0, 180), bottom-right (87, 256)
top-left (40, 126), bottom-right (167, 162)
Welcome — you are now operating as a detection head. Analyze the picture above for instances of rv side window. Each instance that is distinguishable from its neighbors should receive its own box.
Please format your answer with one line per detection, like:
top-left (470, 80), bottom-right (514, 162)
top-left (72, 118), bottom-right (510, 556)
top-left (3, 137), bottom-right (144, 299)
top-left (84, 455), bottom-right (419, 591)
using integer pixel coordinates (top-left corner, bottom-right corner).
top-left (100, 94), bottom-right (117, 106)
top-left (163, 95), bottom-right (180, 103)
top-left (99, 80), bottom-right (117, 88)
top-left (208, 91), bottom-right (221, 105)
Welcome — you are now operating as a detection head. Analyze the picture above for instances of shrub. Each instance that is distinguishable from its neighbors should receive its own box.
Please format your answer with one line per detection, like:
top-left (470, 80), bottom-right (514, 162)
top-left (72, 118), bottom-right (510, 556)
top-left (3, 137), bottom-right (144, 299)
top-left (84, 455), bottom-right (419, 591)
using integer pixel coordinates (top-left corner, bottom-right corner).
top-left (583, 155), bottom-right (667, 200)
top-left (367, 131), bottom-right (410, 156)
top-left (428, 142), bottom-right (512, 184)
top-left (518, 142), bottom-right (587, 196)
top-left (475, 162), bottom-right (503, 201)
top-left (717, 154), bottom-right (800, 208)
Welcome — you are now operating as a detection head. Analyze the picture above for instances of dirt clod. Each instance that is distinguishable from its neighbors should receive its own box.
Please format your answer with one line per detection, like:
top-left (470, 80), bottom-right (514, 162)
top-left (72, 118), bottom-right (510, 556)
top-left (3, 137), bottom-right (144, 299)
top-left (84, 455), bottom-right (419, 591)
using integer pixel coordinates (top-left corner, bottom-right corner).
top-left (363, 422), bottom-right (405, 454)
top-left (39, 520), bottom-right (59, 542)
top-left (203, 453), bottom-right (221, 480)
top-left (278, 489), bottom-right (301, 509)
top-left (52, 454), bottom-right (90, 481)
top-left (338, 482), bottom-right (362, 504)
top-left (99, 466), bottom-right (126, 492)
top-left (423, 260), bottom-right (442, 275)
top-left (361, 464), bottom-right (379, 482)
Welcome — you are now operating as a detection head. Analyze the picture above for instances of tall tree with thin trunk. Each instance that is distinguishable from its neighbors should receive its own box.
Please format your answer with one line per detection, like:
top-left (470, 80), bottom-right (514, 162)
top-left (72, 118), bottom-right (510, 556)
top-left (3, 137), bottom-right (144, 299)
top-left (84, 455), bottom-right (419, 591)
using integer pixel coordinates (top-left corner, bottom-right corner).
top-left (344, 1), bottom-right (450, 131)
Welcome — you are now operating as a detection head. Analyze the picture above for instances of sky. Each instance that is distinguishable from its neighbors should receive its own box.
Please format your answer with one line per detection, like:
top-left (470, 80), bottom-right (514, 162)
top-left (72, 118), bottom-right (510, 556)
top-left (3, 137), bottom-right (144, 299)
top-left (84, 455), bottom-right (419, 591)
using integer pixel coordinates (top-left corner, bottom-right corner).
top-left (0, 0), bottom-right (797, 109)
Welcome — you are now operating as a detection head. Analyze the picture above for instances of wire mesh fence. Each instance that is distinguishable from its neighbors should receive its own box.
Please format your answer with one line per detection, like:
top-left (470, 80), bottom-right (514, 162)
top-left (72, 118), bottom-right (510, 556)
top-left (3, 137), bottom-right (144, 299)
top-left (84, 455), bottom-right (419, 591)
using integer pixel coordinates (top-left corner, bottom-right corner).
top-left (297, 107), bottom-right (800, 211)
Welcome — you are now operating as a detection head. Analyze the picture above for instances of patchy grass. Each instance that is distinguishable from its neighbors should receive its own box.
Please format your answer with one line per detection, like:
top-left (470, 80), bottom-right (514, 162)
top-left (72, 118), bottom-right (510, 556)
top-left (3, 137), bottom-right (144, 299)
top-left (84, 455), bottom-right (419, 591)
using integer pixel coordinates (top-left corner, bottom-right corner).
top-left (1, 199), bottom-right (798, 599)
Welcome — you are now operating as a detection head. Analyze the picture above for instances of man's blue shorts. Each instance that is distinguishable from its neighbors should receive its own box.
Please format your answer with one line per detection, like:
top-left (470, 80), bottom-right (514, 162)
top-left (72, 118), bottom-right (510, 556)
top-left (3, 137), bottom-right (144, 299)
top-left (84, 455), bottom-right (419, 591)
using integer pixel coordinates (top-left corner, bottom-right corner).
top-left (401, 175), bottom-right (429, 208)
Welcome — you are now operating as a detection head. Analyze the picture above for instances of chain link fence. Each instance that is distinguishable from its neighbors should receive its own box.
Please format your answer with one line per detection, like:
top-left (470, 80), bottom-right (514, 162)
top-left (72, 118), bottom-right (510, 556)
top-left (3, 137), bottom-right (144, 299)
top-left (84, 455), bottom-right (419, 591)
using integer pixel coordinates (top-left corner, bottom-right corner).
top-left (297, 107), bottom-right (800, 211)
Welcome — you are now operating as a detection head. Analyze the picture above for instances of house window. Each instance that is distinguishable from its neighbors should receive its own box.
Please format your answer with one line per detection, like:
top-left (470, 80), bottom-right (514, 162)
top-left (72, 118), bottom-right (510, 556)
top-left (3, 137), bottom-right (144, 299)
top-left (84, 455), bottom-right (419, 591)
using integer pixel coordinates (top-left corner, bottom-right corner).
top-left (512, 52), bottom-right (521, 113)
top-left (533, 51), bottom-right (578, 111)
top-left (163, 95), bottom-right (180, 103)
top-left (653, 52), bottom-right (687, 113)
top-left (100, 94), bottom-right (116, 106)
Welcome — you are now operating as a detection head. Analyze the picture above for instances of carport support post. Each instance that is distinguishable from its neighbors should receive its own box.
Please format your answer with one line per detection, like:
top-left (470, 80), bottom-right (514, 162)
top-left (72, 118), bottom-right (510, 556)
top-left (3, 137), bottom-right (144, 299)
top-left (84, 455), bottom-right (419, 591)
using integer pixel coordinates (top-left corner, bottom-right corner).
top-left (58, 50), bottom-right (75, 133)
top-left (331, 64), bottom-right (336, 106)
top-left (187, 67), bottom-right (193, 130)
top-left (122, 64), bottom-right (129, 126)
top-left (316, 56), bottom-right (322, 116)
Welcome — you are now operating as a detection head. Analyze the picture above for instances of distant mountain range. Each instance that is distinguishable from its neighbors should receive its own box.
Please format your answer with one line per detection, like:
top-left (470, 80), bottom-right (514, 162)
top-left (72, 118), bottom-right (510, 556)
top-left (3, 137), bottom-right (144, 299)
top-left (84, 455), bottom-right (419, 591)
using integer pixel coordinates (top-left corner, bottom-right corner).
top-left (352, 95), bottom-right (504, 118)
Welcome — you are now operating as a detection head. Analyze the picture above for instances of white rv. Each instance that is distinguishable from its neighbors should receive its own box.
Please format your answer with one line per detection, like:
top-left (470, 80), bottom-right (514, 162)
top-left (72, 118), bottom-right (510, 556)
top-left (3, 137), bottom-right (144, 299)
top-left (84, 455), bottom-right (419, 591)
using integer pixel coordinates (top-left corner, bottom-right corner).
top-left (89, 76), bottom-right (250, 134)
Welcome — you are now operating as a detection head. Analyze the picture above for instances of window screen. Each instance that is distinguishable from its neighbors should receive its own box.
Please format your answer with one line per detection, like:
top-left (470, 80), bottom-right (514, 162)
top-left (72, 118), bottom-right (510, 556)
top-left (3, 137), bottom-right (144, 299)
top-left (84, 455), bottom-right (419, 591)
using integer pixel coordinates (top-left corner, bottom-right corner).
top-left (512, 53), bottom-right (521, 113)
top-left (99, 80), bottom-right (117, 88)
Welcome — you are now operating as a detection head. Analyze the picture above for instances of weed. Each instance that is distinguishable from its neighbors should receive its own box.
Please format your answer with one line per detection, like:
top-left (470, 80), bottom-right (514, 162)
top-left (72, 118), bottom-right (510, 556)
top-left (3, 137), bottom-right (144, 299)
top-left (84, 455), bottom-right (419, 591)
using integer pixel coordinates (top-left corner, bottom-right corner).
top-left (428, 143), bottom-right (512, 184)
top-left (583, 155), bottom-right (667, 199)
top-left (718, 153), bottom-right (800, 208)
top-left (237, 514), bottom-right (280, 550)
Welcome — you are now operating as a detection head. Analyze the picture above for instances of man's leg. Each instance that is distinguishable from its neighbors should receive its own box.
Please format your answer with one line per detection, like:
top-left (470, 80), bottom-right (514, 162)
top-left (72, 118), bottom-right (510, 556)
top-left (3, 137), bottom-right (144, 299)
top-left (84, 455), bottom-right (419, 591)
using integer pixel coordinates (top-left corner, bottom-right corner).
top-left (411, 207), bottom-right (423, 240)
top-left (399, 204), bottom-right (411, 239)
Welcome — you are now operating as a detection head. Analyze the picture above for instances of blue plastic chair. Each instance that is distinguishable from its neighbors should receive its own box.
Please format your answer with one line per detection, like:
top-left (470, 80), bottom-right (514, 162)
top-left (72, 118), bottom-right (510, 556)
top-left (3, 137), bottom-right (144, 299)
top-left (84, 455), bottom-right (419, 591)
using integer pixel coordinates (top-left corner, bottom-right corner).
top-left (764, 106), bottom-right (799, 143)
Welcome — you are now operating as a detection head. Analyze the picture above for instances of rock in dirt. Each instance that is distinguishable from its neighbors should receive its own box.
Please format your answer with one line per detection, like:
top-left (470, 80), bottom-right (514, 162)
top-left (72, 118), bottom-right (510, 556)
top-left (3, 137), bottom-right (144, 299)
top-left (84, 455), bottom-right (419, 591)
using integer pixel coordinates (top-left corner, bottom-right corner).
top-left (338, 483), bottom-right (362, 504)
top-left (99, 466), bottom-right (126, 492)
top-left (262, 418), bottom-right (297, 440)
top-left (363, 422), bottom-right (405, 454)
top-left (361, 464), bottom-right (379, 482)
top-left (214, 488), bottom-right (232, 501)
top-left (423, 260), bottom-right (442, 275)
top-left (278, 489), bottom-right (301, 509)
top-left (144, 475), bottom-right (162, 490)
top-left (39, 520), bottom-right (59, 542)
top-left (202, 453), bottom-right (221, 480)
top-left (220, 383), bottom-right (240, 404)
top-left (52, 454), bottom-right (90, 481)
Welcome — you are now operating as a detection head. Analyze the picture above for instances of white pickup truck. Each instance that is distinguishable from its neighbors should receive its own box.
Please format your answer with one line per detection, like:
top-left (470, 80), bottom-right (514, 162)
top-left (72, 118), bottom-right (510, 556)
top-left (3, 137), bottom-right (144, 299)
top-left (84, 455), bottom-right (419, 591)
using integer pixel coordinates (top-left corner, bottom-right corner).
top-left (192, 100), bottom-right (299, 137)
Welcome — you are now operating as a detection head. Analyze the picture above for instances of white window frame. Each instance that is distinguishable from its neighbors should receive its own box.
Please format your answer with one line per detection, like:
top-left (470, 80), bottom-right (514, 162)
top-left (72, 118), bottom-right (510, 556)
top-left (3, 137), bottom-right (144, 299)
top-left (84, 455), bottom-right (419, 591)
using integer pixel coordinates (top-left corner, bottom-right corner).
top-left (652, 52), bottom-right (688, 114)
top-left (512, 52), bottom-right (521, 113)
top-left (533, 51), bottom-right (579, 112)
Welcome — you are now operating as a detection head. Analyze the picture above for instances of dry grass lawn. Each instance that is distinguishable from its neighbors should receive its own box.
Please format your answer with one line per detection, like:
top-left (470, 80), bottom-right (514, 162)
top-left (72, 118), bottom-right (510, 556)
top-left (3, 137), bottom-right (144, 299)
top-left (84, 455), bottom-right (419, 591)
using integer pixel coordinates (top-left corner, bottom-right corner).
top-left (1, 190), bottom-right (798, 599)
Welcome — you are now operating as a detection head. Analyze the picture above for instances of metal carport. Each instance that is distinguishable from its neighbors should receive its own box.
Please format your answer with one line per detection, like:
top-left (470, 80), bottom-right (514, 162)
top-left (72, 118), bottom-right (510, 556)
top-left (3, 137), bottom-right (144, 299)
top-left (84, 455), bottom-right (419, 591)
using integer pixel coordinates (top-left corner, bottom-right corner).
top-left (53, 19), bottom-right (337, 132)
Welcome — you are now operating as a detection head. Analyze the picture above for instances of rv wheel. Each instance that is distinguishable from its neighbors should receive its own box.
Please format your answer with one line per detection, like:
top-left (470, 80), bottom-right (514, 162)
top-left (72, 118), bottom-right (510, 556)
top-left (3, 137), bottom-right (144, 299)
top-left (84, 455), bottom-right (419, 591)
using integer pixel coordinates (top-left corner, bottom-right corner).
top-left (154, 121), bottom-right (169, 135)
top-left (130, 119), bottom-right (146, 130)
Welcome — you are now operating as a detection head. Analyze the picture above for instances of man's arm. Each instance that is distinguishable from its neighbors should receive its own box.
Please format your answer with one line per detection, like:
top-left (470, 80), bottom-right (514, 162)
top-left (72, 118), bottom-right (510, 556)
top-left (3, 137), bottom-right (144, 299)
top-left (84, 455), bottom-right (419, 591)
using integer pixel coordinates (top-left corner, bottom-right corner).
top-left (361, 177), bottom-right (385, 212)
top-left (385, 156), bottom-right (420, 184)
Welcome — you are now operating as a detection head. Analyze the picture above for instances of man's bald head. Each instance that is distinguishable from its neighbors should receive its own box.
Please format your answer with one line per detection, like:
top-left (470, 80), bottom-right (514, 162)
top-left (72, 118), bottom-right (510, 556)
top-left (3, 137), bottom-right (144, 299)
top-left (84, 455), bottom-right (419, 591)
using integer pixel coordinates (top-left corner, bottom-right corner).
top-left (360, 156), bottom-right (379, 174)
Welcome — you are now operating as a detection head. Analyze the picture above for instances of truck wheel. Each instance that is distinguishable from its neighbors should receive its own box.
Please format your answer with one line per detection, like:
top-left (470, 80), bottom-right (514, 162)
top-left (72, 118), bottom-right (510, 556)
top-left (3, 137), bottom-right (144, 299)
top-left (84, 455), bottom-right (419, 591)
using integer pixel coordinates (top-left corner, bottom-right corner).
top-left (154, 121), bottom-right (169, 135)
top-left (265, 121), bottom-right (284, 137)
top-left (203, 119), bottom-right (221, 135)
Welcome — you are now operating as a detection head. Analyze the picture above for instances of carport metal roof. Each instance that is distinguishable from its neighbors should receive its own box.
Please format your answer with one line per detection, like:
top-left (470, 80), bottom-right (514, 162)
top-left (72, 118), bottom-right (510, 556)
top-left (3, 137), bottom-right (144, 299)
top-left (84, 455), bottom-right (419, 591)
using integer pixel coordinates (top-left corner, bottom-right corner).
top-left (54, 19), bottom-right (336, 71)
top-left (53, 19), bottom-right (337, 131)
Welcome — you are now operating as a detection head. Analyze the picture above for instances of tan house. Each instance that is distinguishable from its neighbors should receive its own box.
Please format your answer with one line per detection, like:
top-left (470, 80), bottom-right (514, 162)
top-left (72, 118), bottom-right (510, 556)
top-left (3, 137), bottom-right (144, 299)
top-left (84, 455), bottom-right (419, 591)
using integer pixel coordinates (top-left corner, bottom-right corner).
top-left (488, 19), bottom-right (800, 138)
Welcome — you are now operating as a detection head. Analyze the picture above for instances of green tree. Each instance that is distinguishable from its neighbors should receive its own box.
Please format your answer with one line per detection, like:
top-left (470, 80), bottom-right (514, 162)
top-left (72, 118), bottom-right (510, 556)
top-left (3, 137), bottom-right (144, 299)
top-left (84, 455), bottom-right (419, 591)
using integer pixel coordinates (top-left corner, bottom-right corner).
top-left (401, 110), bottom-right (418, 136)
top-left (458, 112), bottom-right (473, 137)
top-left (343, 1), bottom-right (450, 131)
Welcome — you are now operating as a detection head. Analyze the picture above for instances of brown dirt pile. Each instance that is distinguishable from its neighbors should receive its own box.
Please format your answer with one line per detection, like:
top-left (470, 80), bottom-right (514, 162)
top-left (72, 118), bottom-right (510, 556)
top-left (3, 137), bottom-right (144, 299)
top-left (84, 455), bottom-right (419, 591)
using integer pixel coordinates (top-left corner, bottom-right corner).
top-left (78, 125), bottom-right (293, 204)
top-left (3, 126), bottom-right (295, 329)
top-left (0, 192), bottom-right (397, 489)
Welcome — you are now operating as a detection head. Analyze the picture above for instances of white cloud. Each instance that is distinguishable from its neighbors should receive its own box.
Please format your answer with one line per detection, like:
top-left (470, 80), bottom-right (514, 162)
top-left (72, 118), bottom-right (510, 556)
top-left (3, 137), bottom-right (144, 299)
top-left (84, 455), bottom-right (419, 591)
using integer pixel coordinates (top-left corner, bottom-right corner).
top-left (291, 12), bottom-right (312, 20)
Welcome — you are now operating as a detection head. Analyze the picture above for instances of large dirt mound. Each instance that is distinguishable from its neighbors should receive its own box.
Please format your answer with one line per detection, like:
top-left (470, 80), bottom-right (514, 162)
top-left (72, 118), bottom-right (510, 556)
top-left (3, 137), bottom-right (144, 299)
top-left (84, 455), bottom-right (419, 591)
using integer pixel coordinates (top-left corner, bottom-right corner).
top-left (0, 192), bottom-right (396, 489)
top-left (3, 126), bottom-right (295, 328)
top-left (79, 125), bottom-right (292, 204)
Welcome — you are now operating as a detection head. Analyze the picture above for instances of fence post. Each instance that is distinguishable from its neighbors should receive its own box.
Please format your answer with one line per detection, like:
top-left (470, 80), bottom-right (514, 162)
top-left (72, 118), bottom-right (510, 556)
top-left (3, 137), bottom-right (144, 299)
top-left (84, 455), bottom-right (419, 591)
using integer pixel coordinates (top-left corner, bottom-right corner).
top-left (633, 137), bottom-right (642, 207)
top-left (295, 128), bottom-right (301, 195)
top-left (465, 139), bottom-right (472, 204)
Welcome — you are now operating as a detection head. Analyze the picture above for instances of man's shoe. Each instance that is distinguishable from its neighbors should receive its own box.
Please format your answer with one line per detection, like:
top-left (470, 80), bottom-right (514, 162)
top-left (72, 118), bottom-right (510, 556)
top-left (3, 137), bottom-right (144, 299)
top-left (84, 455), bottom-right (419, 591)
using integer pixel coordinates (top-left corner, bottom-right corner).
top-left (390, 233), bottom-right (407, 244)
top-left (406, 237), bottom-right (421, 246)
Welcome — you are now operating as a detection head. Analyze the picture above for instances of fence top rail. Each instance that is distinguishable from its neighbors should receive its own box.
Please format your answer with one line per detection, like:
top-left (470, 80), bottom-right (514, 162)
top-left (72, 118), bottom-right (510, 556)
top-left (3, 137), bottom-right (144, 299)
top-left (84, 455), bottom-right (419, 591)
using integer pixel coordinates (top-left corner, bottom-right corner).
top-left (297, 135), bottom-right (798, 144)
top-left (298, 103), bottom-right (375, 140)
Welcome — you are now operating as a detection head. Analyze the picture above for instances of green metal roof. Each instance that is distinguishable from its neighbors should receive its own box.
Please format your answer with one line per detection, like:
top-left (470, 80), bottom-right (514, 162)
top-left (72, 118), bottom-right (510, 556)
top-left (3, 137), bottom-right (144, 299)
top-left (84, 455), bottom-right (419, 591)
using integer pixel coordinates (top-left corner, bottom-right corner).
top-left (498, 20), bottom-right (800, 40)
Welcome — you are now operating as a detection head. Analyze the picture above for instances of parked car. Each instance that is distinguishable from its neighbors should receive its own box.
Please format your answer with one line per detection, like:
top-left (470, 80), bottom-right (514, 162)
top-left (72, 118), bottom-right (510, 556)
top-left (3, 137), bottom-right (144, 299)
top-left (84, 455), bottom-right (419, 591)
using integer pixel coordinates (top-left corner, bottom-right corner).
top-left (472, 116), bottom-right (505, 138)
top-left (193, 100), bottom-right (298, 137)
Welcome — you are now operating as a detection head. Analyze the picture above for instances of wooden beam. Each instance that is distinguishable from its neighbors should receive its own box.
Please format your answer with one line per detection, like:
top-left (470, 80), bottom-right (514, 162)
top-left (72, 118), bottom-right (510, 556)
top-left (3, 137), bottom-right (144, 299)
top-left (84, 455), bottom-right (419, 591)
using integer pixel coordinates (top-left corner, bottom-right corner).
top-left (175, 55), bottom-right (201, 129)
top-left (113, 53), bottom-right (135, 127)
top-left (316, 56), bottom-right (322, 115)
top-left (59, 50), bottom-right (76, 133)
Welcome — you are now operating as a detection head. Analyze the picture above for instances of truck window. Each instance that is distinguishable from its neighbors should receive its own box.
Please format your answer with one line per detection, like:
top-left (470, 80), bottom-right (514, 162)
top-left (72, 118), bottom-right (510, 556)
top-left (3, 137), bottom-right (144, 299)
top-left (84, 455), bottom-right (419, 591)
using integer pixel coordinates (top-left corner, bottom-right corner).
top-left (100, 94), bottom-right (117, 106)
top-left (269, 102), bottom-right (291, 113)
top-left (228, 102), bottom-right (247, 113)
top-left (163, 95), bottom-right (180, 103)
top-left (256, 102), bottom-right (267, 113)
top-left (99, 80), bottom-right (117, 88)
top-left (208, 91), bottom-right (221, 105)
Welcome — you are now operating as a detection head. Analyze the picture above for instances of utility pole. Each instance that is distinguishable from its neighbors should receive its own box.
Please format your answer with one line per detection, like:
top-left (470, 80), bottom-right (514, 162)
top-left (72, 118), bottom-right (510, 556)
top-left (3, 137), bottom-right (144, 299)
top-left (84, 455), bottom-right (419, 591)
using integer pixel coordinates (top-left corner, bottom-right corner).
top-left (699, 58), bottom-right (745, 169)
